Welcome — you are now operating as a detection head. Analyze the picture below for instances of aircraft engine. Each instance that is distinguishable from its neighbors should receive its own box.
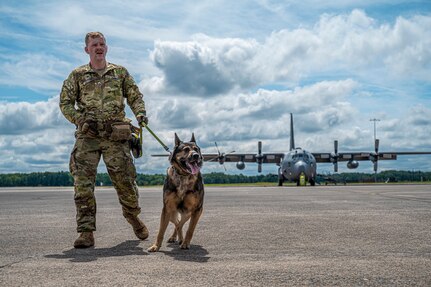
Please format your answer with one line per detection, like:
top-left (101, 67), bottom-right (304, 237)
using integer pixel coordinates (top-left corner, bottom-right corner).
top-left (347, 160), bottom-right (359, 169)
top-left (236, 161), bottom-right (245, 170)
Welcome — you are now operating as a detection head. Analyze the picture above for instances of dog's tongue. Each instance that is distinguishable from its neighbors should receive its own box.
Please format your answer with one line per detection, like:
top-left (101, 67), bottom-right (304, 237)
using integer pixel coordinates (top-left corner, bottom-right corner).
top-left (186, 162), bottom-right (201, 175)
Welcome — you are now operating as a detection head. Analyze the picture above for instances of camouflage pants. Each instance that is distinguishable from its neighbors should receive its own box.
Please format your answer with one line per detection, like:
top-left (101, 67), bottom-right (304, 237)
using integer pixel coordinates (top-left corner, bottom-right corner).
top-left (69, 136), bottom-right (141, 232)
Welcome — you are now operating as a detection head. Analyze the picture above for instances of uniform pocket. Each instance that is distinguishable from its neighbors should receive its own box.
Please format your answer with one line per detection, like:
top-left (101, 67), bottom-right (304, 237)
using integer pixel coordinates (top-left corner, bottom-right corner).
top-left (110, 123), bottom-right (131, 141)
top-left (69, 145), bottom-right (78, 175)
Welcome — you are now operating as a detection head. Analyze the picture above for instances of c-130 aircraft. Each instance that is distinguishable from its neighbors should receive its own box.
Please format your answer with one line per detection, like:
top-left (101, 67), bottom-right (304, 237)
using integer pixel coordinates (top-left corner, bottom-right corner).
top-left (202, 114), bottom-right (431, 186)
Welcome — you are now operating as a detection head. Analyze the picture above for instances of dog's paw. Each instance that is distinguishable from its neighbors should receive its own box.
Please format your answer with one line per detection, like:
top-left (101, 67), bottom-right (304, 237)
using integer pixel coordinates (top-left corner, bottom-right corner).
top-left (147, 244), bottom-right (160, 252)
top-left (167, 237), bottom-right (176, 243)
top-left (180, 242), bottom-right (190, 250)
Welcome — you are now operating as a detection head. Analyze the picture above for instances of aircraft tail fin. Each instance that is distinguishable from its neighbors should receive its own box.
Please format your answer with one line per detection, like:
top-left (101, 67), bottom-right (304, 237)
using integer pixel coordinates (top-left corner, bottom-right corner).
top-left (290, 113), bottom-right (295, 151)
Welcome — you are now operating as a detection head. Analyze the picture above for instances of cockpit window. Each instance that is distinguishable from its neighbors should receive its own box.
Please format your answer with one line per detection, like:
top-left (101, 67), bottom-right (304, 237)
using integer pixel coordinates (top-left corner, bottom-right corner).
top-left (292, 152), bottom-right (310, 163)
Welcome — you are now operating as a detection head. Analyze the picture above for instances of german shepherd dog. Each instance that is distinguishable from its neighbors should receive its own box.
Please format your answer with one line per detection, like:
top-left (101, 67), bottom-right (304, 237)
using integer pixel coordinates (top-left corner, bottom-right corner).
top-left (148, 133), bottom-right (204, 252)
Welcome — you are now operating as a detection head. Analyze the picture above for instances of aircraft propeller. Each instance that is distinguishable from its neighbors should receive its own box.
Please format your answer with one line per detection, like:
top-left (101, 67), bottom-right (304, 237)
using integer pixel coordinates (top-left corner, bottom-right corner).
top-left (370, 139), bottom-right (380, 173)
top-left (330, 140), bottom-right (339, 172)
top-left (256, 141), bottom-right (264, 173)
top-left (208, 142), bottom-right (235, 171)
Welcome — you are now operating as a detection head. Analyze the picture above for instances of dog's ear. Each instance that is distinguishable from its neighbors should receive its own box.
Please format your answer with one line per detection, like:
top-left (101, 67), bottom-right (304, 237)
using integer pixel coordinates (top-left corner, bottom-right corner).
top-left (190, 133), bottom-right (196, 143)
top-left (174, 133), bottom-right (182, 146)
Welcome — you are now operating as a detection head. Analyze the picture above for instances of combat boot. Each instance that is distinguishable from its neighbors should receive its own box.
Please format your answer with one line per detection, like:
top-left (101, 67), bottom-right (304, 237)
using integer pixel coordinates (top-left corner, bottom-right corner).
top-left (126, 216), bottom-right (149, 240)
top-left (73, 231), bottom-right (94, 248)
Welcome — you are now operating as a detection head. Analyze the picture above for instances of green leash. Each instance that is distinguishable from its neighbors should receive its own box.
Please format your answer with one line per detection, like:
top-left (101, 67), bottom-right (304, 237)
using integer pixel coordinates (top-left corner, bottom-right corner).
top-left (140, 123), bottom-right (171, 153)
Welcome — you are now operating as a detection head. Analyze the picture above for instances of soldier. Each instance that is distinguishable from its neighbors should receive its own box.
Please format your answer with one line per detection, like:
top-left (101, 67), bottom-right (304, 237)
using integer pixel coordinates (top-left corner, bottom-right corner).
top-left (60, 32), bottom-right (149, 248)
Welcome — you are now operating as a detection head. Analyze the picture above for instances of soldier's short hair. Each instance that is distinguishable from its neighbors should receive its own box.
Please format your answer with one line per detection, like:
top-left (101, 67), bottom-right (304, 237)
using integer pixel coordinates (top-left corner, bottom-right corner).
top-left (85, 32), bottom-right (106, 46)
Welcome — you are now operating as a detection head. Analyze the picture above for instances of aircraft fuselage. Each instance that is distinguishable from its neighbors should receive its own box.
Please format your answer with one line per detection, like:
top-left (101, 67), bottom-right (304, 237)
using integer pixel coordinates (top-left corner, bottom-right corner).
top-left (279, 148), bottom-right (317, 186)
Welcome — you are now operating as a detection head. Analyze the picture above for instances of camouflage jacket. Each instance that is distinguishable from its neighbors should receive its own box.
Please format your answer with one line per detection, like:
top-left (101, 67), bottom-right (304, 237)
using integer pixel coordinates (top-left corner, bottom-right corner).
top-left (60, 63), bottom-right (146, 125)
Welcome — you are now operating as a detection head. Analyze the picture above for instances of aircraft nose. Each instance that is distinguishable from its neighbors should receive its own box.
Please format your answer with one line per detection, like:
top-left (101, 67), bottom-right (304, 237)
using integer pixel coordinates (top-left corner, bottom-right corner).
top-left (295, 161), bottom-right (306, 175)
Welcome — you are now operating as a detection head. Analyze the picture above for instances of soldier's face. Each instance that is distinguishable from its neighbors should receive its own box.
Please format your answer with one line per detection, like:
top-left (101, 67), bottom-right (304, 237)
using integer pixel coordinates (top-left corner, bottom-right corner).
top-left (85, 37), bottom-right (107, 62)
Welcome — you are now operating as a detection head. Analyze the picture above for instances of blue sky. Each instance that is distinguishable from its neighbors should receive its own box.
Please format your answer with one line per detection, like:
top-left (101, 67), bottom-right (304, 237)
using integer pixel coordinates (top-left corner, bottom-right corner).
top-left (1, 0), bottom-right (431, 175)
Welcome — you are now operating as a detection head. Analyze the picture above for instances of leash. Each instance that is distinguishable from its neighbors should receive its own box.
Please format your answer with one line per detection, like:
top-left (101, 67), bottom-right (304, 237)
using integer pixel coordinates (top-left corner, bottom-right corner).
top-left (139, 126), bottom-right (143, 146)
top-left (140, 123), bottom-right (171, 153)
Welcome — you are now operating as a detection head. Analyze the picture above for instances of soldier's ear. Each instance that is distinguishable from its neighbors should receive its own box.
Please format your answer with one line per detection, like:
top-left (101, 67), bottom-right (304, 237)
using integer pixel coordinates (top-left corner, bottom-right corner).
top-left (174, 133), bottom-right (182, 146)
top-left (190, 133), bottom-right (196, 143)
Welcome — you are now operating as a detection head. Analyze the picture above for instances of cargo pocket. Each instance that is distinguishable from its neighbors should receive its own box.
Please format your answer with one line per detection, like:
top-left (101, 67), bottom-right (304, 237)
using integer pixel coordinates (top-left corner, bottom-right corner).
top-left (69, 145), bottom-right (78, 175)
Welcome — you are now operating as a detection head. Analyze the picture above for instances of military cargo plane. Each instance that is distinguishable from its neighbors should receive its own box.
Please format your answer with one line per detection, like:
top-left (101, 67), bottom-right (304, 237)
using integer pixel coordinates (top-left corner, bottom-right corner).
top-left (202, 114), bottom-right (431, 186)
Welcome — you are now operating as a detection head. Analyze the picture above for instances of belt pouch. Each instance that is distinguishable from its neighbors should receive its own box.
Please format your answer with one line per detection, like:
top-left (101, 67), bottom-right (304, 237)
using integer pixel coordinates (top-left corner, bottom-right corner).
top-left (110, 123), bottom-right (131, 141)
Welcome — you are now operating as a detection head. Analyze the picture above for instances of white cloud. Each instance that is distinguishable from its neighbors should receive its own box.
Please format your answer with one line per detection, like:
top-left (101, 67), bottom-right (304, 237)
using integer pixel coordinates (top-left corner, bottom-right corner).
top-left (148, 10), bottom-right (431, 97)
top-left (149, 36), bottom-right (259, 96)
top-left (0, 96), bottom-right (75, 172)
top-left (0, 53), bottom-right (72, 93)
top-left (0, 96), bottom-right (68, 135)
top-left (148, 80), bottom-right (358, 148)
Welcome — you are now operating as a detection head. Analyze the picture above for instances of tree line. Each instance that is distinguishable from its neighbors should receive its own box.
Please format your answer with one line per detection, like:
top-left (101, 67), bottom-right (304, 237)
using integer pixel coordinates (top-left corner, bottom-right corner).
top-left (0, 172), bottom-right (278, 187)
top-left (0, 170), bottom-right (429, 187)
top-left (318, 170), bottom-right (431, 184)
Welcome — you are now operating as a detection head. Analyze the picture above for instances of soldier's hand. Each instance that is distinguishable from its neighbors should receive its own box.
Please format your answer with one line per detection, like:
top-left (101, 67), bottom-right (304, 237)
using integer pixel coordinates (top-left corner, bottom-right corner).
top-left (137, 113), bottom-right (148, 126)
top-left (83, 121), bottom-right (98, 136)
top-left (78, 118), bottom-right (98, 136)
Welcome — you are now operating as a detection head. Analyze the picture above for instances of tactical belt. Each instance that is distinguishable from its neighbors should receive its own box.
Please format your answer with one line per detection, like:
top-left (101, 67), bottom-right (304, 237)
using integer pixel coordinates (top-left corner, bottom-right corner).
top-left (79, 120), bottom-right (124, 137)
top-left (78, 119), bottom-right (143, 158)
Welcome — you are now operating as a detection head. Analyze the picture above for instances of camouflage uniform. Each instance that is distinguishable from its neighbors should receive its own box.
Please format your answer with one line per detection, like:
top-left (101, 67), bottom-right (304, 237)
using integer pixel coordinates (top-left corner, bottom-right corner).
top-left (60, 63), bottom-right (145, 232)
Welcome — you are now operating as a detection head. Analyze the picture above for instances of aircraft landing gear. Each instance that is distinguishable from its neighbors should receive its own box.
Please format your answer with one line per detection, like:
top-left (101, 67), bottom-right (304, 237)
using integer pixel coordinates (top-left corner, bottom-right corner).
top-left (278, 168), bottom-right (284, 186)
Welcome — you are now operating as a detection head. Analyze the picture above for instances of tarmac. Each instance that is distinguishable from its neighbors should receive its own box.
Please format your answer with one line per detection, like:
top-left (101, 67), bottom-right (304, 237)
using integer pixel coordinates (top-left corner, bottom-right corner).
top-left (0, 184), bottom-right (430, 286)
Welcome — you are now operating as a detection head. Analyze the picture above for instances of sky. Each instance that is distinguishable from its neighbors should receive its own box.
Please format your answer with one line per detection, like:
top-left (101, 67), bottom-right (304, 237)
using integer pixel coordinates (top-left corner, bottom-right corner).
top-left (1, 0), bottom-right (431, 176)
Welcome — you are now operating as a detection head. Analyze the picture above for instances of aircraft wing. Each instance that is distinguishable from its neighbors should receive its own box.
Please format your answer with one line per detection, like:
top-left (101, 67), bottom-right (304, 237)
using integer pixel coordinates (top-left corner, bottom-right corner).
top-left (153, 152), bottom-right (285, 164)
top-left (202, 153), bottom-right (285, 164)
top-left (313, 151), bottom-right (431, 163)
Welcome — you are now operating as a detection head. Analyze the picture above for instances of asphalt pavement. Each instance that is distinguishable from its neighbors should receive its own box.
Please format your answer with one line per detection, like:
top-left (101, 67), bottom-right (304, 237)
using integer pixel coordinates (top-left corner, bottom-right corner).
top-left (0, 184), bottom-right (430, 286)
